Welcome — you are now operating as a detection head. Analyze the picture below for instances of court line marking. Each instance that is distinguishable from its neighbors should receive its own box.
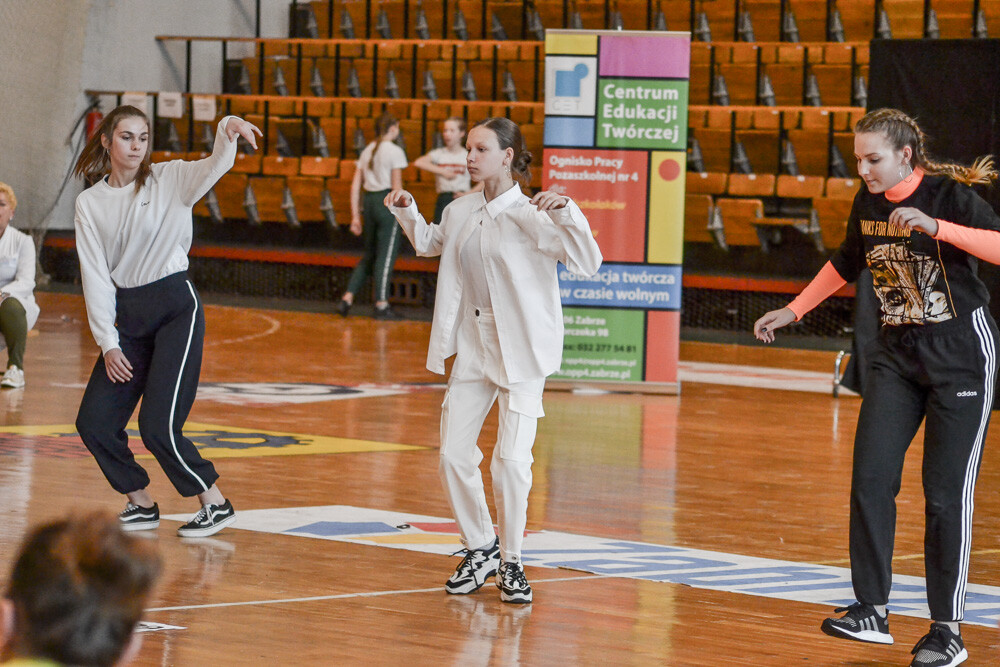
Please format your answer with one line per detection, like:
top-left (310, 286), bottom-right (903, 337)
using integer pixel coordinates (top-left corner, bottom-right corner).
top-left (205, 308), bottom-right (281, 347)
top-left (677, 360), bottom-right (856, 395)
top-left (819, 548), bottom-right (1000, 567)
top-left (145, 574), bottom-right (603, 613)
top-left (161, 505), bottom-right (1000, 626)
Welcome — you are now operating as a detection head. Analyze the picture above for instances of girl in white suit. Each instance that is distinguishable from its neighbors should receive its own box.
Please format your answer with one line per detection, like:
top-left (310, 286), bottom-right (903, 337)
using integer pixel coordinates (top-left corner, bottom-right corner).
top-left (387, 117), bottom-right (602, 603)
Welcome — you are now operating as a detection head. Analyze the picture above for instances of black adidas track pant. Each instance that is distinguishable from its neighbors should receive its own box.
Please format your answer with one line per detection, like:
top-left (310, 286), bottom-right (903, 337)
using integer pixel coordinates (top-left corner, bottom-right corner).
top-left (76, 272), bottom-right (219, 498)
top-left (850, 306), bottom-right (997, 621)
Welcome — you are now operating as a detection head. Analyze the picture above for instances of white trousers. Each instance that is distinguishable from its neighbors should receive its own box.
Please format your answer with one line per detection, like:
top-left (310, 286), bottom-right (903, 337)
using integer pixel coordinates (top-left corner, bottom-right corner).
top-left (439, 307), bottom-right (545, 563)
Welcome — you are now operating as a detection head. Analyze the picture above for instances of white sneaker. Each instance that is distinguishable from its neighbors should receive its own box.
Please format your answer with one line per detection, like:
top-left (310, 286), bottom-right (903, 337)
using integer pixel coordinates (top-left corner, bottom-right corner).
top-left (1, 366), bottom-right (24, 388)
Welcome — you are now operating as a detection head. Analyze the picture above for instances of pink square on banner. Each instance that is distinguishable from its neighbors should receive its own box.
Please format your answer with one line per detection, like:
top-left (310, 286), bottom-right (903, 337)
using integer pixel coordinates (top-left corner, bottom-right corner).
top-left (599, 35), bottom-right (691, 78)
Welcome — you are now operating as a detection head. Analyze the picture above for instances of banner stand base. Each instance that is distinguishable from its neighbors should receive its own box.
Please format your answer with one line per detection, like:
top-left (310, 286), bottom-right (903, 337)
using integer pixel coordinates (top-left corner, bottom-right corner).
top-left (547, 379), bottom-right (680, 395)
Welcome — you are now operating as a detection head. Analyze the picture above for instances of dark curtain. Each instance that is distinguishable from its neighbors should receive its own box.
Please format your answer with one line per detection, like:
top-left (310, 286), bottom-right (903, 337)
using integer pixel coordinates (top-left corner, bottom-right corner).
top-left (847, 40), bottom-right (1000, 404)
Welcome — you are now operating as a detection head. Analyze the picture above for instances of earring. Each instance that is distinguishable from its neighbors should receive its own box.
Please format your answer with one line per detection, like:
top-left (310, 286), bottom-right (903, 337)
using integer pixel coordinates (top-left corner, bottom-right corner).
top-left (504, 162), bottom-right (511, 178)
top-left (899, 163), bottom-right (914, 182)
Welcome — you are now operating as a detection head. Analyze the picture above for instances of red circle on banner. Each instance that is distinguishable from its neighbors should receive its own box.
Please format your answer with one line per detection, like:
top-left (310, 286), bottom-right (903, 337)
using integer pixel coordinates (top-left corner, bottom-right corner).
top-left (658, 159), bottom-right (681, 181)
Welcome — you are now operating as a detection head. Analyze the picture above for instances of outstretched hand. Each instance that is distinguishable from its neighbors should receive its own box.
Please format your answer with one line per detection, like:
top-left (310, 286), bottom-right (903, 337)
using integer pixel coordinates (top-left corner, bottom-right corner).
top-left (753, 307), bottom-right (796, 344)
top-left (383, 189), bottom-right (413, 208)
top-left (224, 117), bottom-right (263, 150)
top-left (530, 191), bottom-right (568, 211)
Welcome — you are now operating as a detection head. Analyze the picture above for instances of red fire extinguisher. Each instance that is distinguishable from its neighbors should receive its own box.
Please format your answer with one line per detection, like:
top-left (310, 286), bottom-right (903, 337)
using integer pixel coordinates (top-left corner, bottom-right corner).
top-left (85, 109), bottom-right (104, 139)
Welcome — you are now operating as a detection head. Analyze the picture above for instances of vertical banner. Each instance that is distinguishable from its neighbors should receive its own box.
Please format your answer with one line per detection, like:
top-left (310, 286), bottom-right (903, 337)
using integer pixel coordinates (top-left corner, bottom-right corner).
top-left (543, 30), bottom-right (690, 393)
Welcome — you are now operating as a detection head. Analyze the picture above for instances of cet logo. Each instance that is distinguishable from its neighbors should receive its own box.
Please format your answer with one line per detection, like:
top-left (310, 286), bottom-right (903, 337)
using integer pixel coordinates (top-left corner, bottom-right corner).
top-left (546, 57), bottom-right (597, 117)
top-left (555, 63), bottom-right (589, 97)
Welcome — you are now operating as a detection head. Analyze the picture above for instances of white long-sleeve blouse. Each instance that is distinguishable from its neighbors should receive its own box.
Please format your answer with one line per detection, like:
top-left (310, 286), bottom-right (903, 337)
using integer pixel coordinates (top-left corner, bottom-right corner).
top-left (74, 116), bottom-right (237, 353)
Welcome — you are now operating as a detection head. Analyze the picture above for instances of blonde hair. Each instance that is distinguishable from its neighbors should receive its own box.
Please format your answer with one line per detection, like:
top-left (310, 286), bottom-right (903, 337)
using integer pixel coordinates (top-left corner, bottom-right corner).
top-left (855, 108), bottom-right (997, 186)
top-left (73, 105), bottom-right (153, 193)
top-left (0, 181), bottom-right (16, 210)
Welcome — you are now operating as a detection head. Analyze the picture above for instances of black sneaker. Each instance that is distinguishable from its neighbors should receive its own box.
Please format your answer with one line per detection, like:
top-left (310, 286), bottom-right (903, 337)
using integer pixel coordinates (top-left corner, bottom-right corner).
top-left (177, 499), bottom-right (236, 538)
top-left (820, 602), bottom-right (893, 644)
top-left (373, 304), bottom-right (400, 320)
top-left (118, 502), bottom-right (159, 531)
top-left (337, 300), bottom-right (351, 317)
top-left (496, 561), bottom-right (532, 604)
top-left (910, 623), bottom-right (967, 667)
top-left (445, 537), bottom-right (500, 594)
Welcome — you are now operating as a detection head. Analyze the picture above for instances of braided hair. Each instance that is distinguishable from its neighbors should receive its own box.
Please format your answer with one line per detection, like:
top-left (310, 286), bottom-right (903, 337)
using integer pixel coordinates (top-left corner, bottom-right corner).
top-left (855, 108), bottom-right (997, 186)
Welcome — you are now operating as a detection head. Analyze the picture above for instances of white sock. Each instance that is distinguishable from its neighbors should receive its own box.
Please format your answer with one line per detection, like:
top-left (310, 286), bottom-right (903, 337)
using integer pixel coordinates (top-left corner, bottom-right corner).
top-left (935, 621), bottom-right (960, 634)
top-left (873, 605), bottom-right (887, 617)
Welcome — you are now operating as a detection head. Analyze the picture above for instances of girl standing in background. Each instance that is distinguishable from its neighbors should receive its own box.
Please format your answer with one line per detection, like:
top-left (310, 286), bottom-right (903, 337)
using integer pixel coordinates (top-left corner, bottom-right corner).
top-left (413, 117), bottom-right (481, 223)
top-left (338, 113), bottom-right (408, 319)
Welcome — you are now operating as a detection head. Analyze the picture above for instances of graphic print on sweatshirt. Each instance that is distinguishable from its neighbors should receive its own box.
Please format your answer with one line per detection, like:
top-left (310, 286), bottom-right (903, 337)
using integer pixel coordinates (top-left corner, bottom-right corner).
top-left (861, 219), bottom-right (954, 326)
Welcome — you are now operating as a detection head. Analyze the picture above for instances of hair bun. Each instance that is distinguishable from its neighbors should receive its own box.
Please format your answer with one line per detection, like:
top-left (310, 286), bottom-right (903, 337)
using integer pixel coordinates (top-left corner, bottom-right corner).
top-left (515, 150), bottom-right (533, 172)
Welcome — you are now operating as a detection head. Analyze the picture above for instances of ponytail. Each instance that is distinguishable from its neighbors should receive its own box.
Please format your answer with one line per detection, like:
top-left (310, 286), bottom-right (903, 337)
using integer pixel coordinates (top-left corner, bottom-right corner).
top-left (74, 105), bottom-right (153, 193)
top-left (367, 113), bottom-right (399, 175)
top-left (855, 108), bottom-right (997, 187)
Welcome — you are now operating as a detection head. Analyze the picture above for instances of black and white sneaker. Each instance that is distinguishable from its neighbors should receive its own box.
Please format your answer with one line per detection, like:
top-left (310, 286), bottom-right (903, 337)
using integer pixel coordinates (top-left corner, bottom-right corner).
top-left (445, 537), bottom-right (500, 594)
top-left (820, 602), bottom-right (893, 644)
top-left (119, 502), bottom-right (159, 531)
top-left (496, 561), bottom-right (532, 604)
top-left (176, 499), bottom-right (236, 538)
top-left (910, 623), bottom-right (967, 667)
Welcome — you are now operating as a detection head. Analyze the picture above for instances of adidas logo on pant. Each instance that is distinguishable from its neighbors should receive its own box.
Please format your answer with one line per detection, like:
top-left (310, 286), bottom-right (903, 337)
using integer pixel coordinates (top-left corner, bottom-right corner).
top-left (956, 390), bottom-right (978, 397)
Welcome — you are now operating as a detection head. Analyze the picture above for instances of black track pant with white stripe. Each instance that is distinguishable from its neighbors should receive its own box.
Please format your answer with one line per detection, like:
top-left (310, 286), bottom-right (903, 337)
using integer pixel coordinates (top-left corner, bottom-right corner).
top-left (76, 272), bottom-right (219, 498)
top-left (345, 190), bottom-right (402, 303)
top-left (850, 306), bottom-right (997, 621)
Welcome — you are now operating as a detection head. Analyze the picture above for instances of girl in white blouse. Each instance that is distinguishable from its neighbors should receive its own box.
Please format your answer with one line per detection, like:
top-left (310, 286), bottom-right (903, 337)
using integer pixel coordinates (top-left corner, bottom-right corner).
top-left (387, 117), bottom-right (602, 604)
top-left (73, 105), bottom-right (260, 538)
top-left (0, 182), bottom-right (39, 389)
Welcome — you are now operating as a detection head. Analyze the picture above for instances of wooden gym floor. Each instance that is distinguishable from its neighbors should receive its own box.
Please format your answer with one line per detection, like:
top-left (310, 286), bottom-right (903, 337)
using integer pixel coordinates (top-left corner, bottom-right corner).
top-left (1, 291), bottom-right (999, 665)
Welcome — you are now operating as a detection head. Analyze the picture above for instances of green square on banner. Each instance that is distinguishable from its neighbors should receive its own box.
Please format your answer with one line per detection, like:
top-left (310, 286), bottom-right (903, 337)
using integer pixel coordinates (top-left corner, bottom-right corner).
top-left (555, 308), bottom-right (646, 383)
top-left (597, 79), bottom-right (688, 150)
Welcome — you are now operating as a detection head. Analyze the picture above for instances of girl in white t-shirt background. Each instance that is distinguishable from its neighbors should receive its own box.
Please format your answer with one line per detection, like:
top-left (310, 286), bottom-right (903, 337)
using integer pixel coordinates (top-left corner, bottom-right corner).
top-left (338, 113), bottom-right (409, 319)
top-left (413, 117), bottom-right (481, 224)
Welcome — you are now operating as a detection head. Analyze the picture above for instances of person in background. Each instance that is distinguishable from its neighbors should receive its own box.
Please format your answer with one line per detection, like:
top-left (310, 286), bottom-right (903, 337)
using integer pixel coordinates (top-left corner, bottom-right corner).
top-left (338, 113), bottom-right (408, 319)
top-left (0, 183), bottom-right (39, 389)
top-left (413, 117), bottom-right (481, 224)
top-left (387, 117), bottom-right (602, 604)
top-left (0, 511), bottom-right (162, 666)
top-left (754, 108), bottom-right (1000, 667)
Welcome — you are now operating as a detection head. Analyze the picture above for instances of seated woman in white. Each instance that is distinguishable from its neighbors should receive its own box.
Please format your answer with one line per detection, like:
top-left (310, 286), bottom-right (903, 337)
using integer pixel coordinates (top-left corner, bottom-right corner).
top-left (0, 182), bottom-right (39, 389)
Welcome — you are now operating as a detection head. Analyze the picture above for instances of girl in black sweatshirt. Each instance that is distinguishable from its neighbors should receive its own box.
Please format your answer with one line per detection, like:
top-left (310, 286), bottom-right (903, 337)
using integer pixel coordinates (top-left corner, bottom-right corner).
top-left (755, 108), bottom-right (999, 667)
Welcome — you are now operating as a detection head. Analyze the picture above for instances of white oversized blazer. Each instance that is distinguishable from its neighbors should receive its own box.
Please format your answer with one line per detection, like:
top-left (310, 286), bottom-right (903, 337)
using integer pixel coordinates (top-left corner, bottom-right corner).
top-left (391, 184), bottom-right (602, 383)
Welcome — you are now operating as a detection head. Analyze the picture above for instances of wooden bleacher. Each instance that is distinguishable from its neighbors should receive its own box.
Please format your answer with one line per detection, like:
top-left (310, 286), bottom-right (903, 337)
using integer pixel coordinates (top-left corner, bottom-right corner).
top-left (86, 1), bottom-right (999, 272)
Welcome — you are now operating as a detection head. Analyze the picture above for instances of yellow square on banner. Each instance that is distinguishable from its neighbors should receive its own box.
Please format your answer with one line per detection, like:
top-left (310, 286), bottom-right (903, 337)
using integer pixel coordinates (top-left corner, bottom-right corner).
top-left (545, 33), bottom-right (598, 55)
top-left (647, 151), bottom-right (687, 264)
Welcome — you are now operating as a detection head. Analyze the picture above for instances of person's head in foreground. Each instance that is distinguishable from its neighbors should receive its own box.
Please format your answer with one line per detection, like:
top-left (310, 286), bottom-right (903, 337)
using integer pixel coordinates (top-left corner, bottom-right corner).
top-left (0, 512), bottom-right (162, 666)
